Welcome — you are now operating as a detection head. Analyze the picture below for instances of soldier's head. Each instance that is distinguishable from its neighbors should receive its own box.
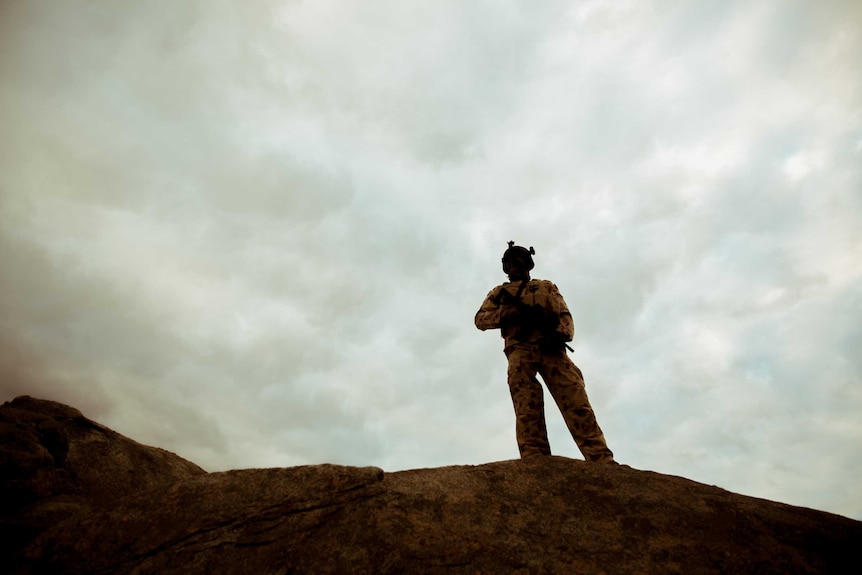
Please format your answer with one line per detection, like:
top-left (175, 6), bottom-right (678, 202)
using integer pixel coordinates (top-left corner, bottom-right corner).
top-left (502, 241), bottom-right (535, 280)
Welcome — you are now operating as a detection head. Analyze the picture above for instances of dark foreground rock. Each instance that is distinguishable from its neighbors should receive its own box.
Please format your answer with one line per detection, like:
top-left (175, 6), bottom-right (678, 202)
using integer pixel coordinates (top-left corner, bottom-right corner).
top-left (0, 396), bottom-right (205, 565)
top-left (2, 397), bottom-right (860, 574)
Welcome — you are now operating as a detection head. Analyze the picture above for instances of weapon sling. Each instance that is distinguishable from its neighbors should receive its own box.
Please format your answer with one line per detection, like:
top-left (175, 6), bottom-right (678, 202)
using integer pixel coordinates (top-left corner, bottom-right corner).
top-left (499, 279), bottom-right (573, 352)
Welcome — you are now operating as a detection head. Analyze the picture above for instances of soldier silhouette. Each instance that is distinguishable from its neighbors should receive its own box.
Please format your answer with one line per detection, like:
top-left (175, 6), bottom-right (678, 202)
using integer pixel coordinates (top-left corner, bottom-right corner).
top-left (475, 241), bottom-right (616, 463)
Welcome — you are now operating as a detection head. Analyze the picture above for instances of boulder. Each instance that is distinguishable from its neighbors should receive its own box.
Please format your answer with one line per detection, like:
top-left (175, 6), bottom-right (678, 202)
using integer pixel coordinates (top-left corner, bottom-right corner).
top-left (16, 462), bottom-right (862, 575)
top-left (0, 396), bottom-right (205, 564)
top-left (3, 397), bottom-right (861, 574)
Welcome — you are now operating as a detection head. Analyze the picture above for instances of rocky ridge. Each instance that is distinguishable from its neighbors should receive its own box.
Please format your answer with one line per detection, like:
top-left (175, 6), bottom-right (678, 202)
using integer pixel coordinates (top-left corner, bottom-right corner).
top-left (2, 396), bottom-right (860, 574)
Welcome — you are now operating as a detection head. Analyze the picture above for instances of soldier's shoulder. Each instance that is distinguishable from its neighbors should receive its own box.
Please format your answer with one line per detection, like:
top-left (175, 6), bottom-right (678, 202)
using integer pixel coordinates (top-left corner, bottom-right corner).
top-left (526, 279), bottom-right (561, 296)
top-left (531, 278), bottom-right (557, 289)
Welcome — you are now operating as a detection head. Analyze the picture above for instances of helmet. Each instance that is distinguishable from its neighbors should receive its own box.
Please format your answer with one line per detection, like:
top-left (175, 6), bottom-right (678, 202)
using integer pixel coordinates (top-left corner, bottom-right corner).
top-left (502, 241), bottom-right (535, 274)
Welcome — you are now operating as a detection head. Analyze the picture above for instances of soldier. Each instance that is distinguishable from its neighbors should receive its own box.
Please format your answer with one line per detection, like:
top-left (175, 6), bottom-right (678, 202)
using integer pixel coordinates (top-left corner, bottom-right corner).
top-left (475, 241), bottom-right (616, 463)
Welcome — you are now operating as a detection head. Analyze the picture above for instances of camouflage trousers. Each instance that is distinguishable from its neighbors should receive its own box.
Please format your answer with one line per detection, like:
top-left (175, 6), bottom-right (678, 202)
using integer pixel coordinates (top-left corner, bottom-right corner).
top-left (505, 343), bottom-right (615, 462)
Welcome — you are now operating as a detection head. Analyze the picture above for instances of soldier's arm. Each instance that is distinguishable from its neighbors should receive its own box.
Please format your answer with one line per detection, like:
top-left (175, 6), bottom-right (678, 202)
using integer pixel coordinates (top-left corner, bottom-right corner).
top-left (474, 287), bottom-right (504, 331)
top-left (548, 283), bottom-right (575, 342)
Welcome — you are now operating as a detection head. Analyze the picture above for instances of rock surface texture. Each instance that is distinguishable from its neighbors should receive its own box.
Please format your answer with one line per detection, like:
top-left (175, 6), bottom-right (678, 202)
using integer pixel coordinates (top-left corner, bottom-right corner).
top-left (2, 396), bottom-right (860, 574)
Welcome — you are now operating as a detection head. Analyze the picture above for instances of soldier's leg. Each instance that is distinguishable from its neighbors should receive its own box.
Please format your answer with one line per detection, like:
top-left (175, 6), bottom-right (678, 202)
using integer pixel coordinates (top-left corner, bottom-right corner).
top-left (506, 345), bottom-right (551, 458)
top-left (539, 353), bottom-right (615, 463)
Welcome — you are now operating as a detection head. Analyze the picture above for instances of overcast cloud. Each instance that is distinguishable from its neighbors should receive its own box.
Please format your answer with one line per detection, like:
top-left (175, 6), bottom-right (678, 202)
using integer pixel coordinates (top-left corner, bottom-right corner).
top-left (2, 0), bottom-right (861, 519)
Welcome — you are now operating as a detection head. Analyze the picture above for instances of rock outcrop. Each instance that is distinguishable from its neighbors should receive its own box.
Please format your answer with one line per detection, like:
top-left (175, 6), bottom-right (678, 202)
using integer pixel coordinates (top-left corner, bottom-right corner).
top-left (2, 396), bottom-right (860, 574)
top-left (0, 396), bottom-right (205, 565)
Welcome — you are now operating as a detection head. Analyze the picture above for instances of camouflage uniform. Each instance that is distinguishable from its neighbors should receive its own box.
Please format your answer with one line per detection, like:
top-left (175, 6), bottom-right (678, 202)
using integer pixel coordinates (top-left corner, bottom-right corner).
top-left (475, 279), bottom-right (615, 462)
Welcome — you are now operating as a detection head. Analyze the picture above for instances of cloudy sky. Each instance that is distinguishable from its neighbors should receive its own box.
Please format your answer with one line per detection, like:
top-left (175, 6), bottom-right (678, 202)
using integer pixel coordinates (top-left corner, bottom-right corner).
top-left (2, 0), bottom-right (860, 519)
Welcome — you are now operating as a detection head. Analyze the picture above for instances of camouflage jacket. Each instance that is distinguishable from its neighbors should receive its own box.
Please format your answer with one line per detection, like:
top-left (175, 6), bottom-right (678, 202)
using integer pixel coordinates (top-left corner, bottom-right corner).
top-left (474, 279), bottom-right (574, 351)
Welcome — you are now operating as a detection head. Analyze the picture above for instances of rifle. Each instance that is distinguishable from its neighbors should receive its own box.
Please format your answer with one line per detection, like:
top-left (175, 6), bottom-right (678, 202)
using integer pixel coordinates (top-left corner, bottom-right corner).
top-left (494, 281), bottom-right (574, 352)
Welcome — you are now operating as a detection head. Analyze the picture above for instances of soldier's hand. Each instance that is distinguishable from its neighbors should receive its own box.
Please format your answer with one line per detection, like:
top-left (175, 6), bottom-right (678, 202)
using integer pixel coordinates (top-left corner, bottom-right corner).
top-left (538, 334), bottom-right (567, 354)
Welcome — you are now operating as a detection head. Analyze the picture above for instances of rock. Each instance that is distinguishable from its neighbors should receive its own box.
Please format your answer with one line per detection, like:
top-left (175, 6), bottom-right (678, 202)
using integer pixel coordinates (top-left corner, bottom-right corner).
top-left (3, 397), bottom-right (861, 574)
top-left (0, 396), bottom-right (205, 565)
top-left (15, 461), bottom-right (862, 575)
